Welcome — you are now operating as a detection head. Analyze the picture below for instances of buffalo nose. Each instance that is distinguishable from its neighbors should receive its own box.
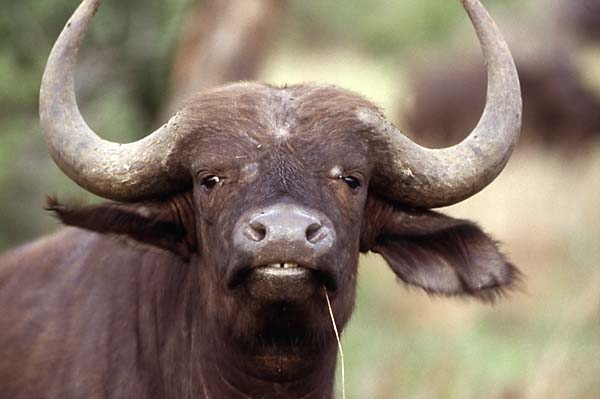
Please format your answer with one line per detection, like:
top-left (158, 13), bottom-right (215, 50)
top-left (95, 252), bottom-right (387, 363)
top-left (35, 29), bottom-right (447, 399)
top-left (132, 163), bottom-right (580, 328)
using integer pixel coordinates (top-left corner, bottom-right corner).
top-left (246, 218), bottom-right (325, 244)
top-left (234, 204), bottom-right (335, 263)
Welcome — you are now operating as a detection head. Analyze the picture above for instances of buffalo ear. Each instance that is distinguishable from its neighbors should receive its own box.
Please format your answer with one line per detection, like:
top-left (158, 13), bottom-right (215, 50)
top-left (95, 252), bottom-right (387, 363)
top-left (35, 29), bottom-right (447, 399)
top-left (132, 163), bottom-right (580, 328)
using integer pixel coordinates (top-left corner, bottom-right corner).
top-left (362, 196), bottom-right (522, 302)
top-left (46, 193), bottom-right (196, 258)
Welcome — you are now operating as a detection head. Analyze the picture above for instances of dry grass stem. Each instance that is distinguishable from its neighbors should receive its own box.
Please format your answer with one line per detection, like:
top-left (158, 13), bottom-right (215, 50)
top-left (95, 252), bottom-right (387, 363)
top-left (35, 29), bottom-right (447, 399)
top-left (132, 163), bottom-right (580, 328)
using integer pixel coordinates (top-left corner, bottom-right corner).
top-left (324, 287), bottom-right (346, 399)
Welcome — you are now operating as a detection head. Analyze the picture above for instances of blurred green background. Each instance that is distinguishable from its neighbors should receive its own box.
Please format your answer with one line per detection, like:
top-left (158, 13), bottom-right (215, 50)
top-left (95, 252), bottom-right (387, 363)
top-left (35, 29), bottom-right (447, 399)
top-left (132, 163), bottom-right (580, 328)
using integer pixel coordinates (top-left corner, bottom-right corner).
top-left (1, 0), bottom-right (599, 398)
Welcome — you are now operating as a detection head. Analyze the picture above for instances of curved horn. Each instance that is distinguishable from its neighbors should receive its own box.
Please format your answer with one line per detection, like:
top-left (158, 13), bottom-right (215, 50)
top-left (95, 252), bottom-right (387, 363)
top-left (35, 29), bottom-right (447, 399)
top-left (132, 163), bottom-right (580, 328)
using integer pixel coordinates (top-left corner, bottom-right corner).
top-left (360, 0), bottom-right (522, 208)
top-left (40, 0), bottom-right (188, 201)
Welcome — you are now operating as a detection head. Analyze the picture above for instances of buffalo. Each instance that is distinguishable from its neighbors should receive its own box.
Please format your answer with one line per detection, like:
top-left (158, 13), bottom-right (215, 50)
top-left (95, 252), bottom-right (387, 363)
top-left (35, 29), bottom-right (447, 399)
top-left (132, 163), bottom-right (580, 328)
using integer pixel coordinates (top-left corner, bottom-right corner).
top-left (406, 0), bottom-right (600, 150)
top-left (561, 0), bottom-right (600, 43)
top-left (0, 0), bottom-right (522, 398)
top-left (406, 53), bottom-right (600, 149)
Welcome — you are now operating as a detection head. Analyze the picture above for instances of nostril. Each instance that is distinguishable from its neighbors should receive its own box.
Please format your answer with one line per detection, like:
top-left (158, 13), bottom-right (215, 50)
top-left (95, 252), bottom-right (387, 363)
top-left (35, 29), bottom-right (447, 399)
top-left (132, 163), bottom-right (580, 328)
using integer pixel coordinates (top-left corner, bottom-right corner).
top-left (306, 222), bottom-right (325, 243)
top-left (246, 221), bottom-right (267, 242)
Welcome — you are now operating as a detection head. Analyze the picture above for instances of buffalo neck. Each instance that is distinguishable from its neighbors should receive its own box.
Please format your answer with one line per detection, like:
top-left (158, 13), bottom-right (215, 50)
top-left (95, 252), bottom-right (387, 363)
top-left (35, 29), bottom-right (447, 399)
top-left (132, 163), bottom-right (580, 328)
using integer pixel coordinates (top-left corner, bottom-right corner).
top-left (145, 259), bottom-right (339, 399)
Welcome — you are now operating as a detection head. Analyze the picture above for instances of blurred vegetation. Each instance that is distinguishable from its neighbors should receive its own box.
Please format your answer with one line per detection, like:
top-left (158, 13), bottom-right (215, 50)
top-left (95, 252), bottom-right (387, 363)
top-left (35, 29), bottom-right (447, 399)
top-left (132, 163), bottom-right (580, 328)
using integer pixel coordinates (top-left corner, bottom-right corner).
top-left (287, 0), bottom-right (516, 55)
top-left (342, 148), bottom-right (600, 398)
top-left (1, 0), bottom-right (599, 398)
top-left (0, 0), bottom-right (190, 247)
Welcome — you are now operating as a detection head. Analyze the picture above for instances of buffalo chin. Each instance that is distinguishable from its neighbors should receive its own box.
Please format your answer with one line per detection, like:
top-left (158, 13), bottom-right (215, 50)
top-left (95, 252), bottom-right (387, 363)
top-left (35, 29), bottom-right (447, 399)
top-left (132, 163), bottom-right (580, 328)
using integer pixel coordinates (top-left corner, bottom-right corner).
top-left (231, 300), bottom-right (337, 383)
top-left (246, 350), bottom-right (329, 383)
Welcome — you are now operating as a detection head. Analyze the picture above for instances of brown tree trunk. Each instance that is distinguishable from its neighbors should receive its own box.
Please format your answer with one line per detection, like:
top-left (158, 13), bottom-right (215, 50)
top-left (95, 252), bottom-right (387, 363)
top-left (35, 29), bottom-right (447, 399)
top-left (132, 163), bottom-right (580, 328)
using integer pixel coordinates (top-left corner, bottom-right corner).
top-left (164, 0), bottom-right (285, 116)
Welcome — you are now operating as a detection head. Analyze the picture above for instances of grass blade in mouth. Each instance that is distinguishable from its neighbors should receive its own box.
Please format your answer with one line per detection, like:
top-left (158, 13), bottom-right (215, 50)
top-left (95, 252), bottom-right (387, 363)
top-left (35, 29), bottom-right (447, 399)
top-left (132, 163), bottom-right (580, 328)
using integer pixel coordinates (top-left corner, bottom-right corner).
top-left (324, 286), bottom-right (345, 399)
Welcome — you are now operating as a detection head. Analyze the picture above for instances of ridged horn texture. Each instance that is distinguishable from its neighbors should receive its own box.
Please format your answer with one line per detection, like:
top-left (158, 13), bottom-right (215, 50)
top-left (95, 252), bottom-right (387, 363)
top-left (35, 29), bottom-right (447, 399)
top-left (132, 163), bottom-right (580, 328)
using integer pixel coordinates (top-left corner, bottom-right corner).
top-left (360, 0), bottom-right (522, 208)
top-left (39, 0), bottom-right (188, 202)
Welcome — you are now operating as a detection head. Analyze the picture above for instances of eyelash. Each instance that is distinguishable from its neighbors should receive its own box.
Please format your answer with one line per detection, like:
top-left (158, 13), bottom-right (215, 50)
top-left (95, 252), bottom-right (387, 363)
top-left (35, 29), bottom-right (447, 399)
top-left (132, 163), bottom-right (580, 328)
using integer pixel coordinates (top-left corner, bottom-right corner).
top-left (339, 175), bottom-right (361, 191)
top-left (201, 175), bottom-right (221, 190)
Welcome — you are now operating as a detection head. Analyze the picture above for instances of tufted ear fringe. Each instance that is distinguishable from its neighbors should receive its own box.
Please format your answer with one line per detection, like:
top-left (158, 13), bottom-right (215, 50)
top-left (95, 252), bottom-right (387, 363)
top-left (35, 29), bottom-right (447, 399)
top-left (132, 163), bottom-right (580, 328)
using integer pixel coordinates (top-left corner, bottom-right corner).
top-left (45, 194), bottom-right (197, 259)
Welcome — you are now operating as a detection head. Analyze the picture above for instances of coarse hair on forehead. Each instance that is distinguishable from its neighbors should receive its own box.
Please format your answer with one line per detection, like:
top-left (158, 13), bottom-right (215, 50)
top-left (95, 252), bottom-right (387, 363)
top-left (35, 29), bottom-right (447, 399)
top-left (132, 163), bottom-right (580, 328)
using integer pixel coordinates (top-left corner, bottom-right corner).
top-left (176, 82), bottom-right (384, 142)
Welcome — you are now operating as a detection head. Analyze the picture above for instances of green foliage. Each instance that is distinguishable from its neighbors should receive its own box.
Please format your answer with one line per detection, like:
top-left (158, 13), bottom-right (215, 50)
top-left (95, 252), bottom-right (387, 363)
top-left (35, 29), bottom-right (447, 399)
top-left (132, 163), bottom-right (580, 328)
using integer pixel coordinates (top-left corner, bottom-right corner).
top-left (0, 0), bottom-right (191, 249)
top-left (339, 251), bottom-right (600, 398)
top-left (287, 0), bottom-right (514, 56)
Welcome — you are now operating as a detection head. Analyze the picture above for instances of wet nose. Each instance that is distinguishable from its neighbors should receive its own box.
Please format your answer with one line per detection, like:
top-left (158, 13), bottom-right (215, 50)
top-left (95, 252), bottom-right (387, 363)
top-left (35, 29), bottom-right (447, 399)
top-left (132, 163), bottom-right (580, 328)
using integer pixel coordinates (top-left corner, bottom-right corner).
top-left (246, 212), bottom-right (326, 245)
top-left (234, 204), bottom-right (335, 264)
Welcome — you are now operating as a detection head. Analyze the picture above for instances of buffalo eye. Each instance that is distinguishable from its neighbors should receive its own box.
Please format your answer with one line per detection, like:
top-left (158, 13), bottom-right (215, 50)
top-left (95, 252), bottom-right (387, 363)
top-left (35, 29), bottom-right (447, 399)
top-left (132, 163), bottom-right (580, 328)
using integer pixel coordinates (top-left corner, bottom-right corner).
top-left (201, 175), bottom-right (221, 190)
top-left (341, 175), bottom-right (361, 191)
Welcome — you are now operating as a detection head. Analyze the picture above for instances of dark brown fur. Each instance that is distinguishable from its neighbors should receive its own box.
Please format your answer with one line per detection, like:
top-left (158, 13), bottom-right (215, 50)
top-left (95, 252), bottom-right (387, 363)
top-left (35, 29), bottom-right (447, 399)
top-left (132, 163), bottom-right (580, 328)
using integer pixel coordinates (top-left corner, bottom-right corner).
top-left (0, 83), bottom-right (520, 398)
top-left (561, 0), bottom-right (600, 43)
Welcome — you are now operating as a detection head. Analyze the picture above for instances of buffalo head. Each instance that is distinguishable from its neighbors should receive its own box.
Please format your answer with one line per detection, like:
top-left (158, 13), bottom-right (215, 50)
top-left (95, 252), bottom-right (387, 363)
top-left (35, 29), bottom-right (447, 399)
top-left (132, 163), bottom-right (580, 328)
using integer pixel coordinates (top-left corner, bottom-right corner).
top-left (39, 0), bottom-right (522, 393)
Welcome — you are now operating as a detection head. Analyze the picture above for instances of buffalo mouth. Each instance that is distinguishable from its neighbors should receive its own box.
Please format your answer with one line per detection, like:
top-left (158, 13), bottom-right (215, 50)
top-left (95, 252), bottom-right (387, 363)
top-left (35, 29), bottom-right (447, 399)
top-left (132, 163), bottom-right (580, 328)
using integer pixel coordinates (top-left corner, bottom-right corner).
top-left (228, 262), bottom-right (337, 303)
